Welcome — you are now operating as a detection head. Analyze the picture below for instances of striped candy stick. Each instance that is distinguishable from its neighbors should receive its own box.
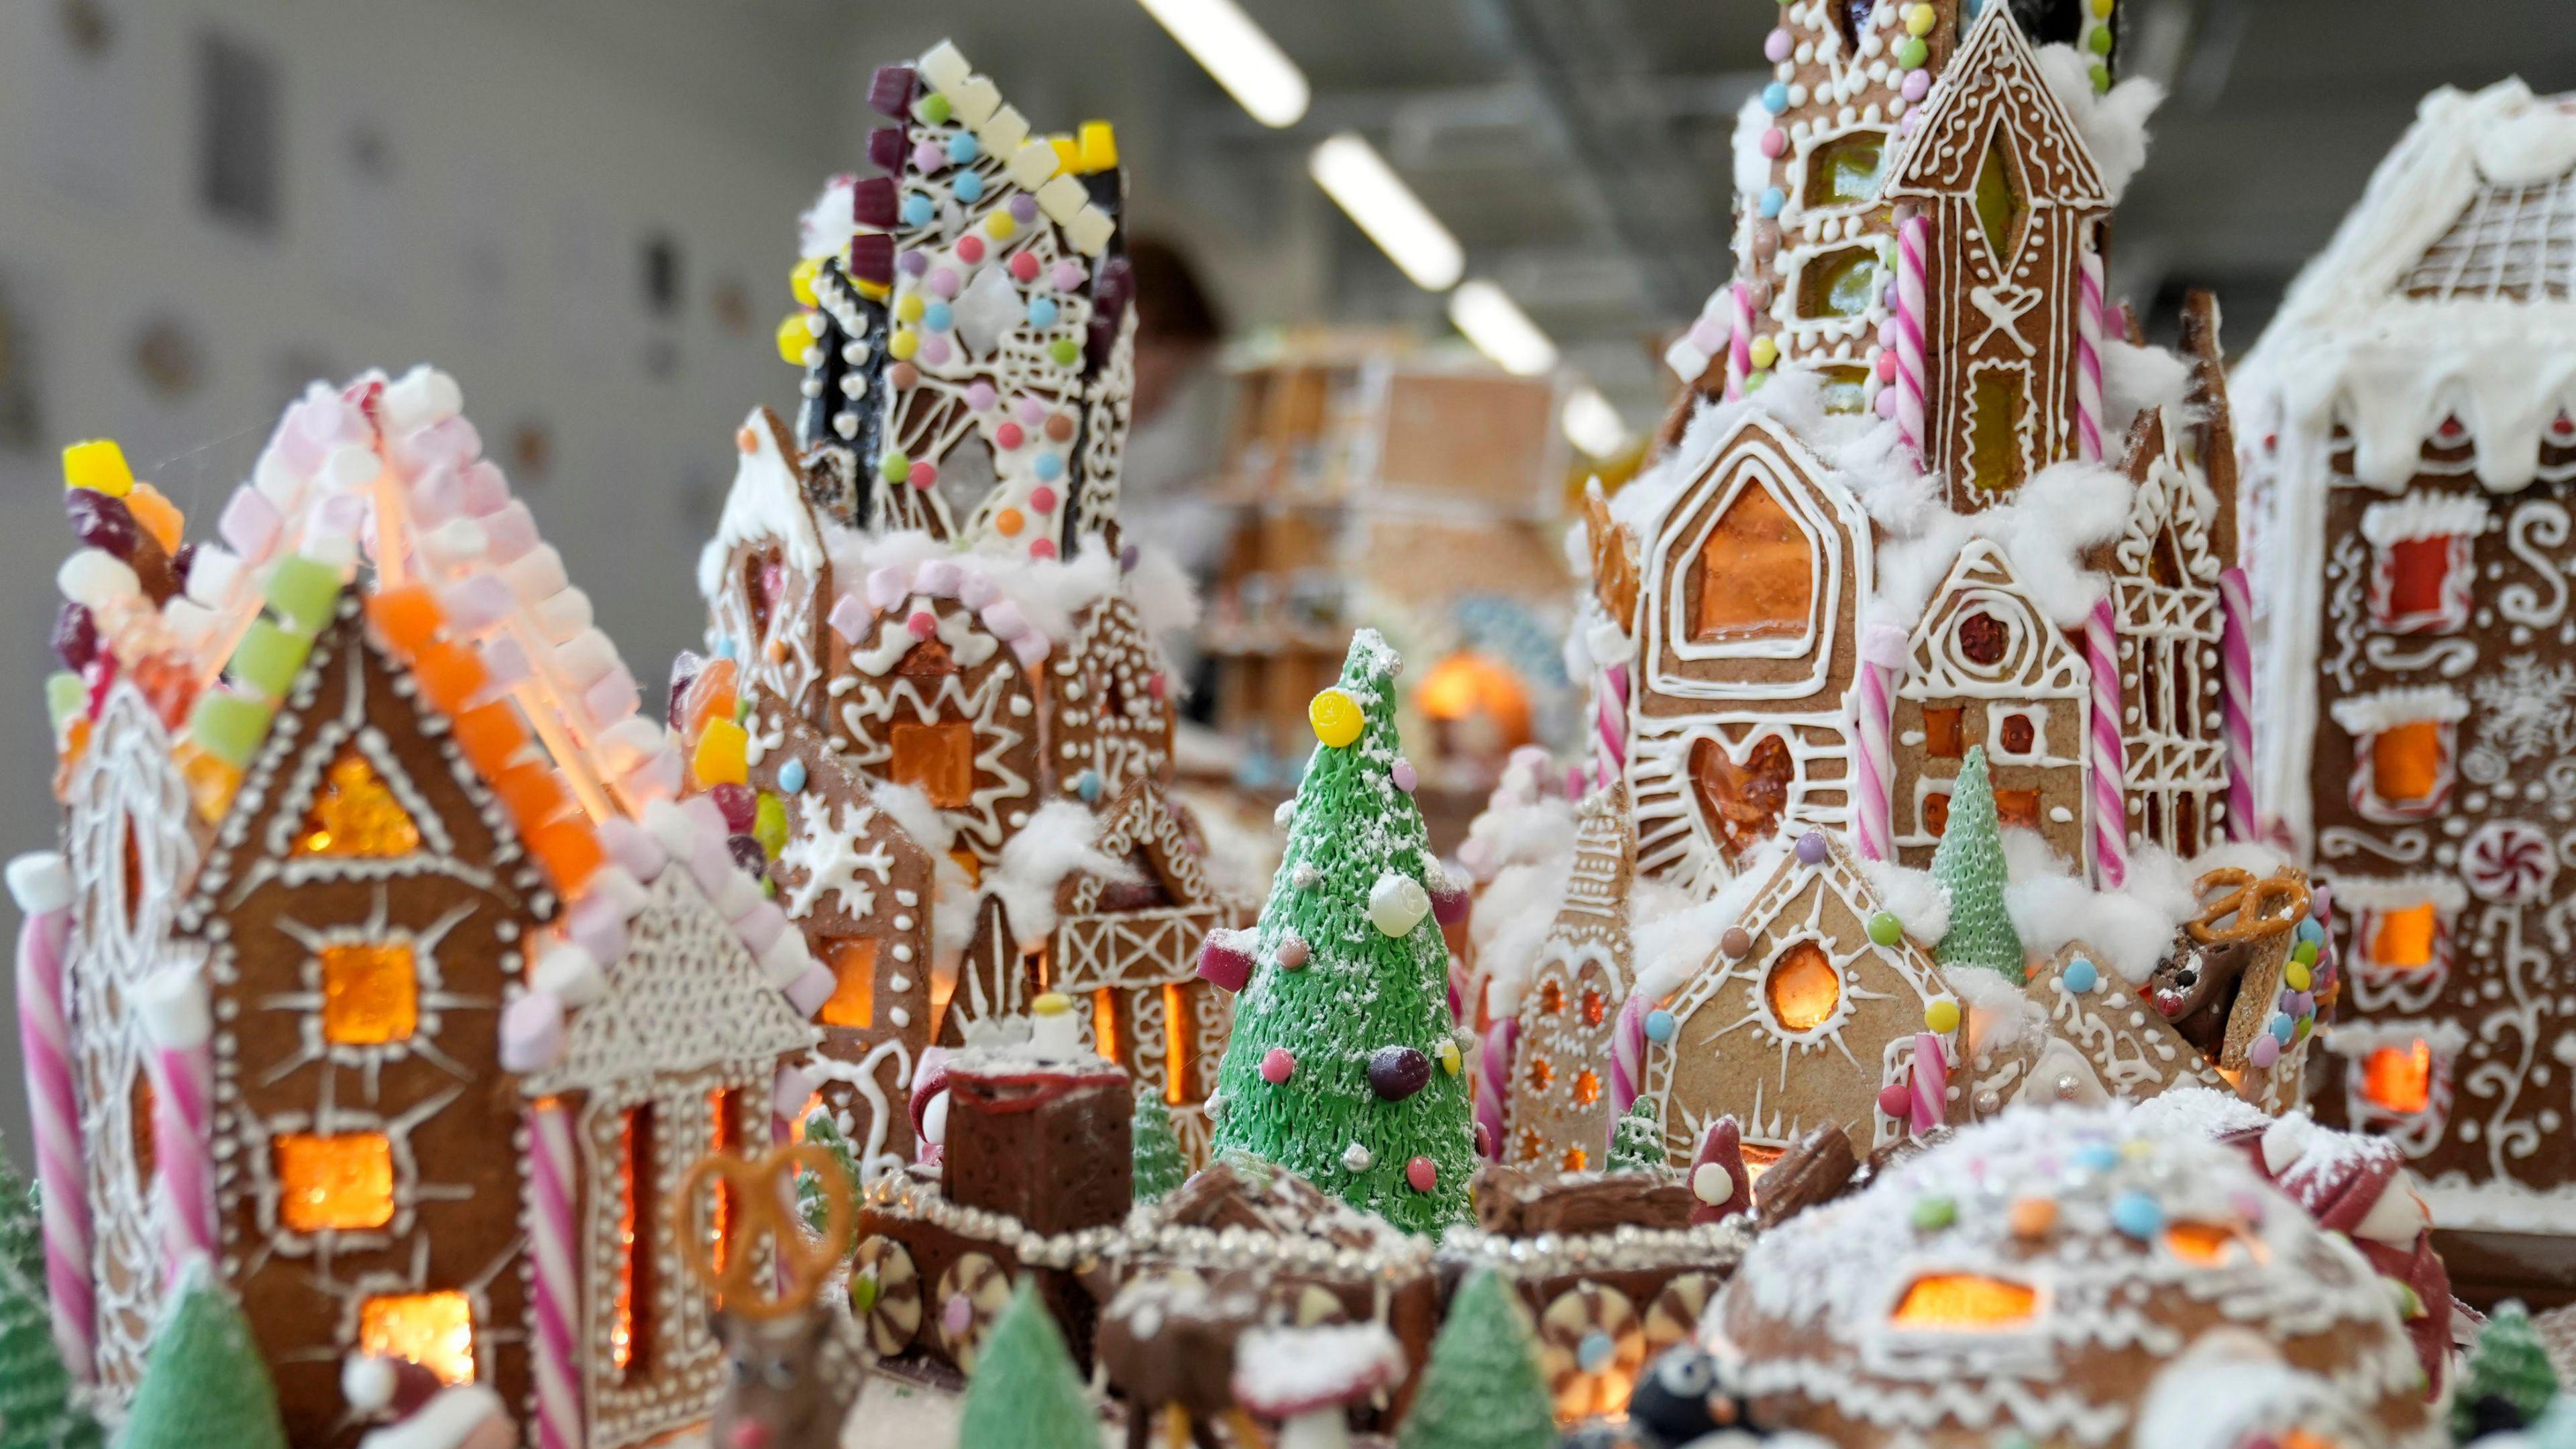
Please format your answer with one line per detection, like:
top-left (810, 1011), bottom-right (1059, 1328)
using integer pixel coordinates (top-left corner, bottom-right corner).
top-left (136, 967), bottom-right (217, 1275)
top-left (527, 1101), bottom-right (584, 1449)
top-left (2218, 566), bottom-right (2257, 841)
top-left (1474, 1016), bottom-right (1517, 1162)
top-left (1853, 623), bottom-right (1909, 863)
top-left (1594, 662), bottom-right (1630, 794)
top-left (2074, 251), bottom-right (2106, 463)
top-left (1909, 1032), bottom-right (1948, 1137)
top-left (9, 853), bottom-right (91, 1381)
top-left (2083, 597), bottom-right (2129, 889)
top-left (1724, 282), bottom-right (1756, 401)
top-left (1609, 991), bottom-right (1650, 1123)
top-left (1893, 213), bottom-right (1931, 468)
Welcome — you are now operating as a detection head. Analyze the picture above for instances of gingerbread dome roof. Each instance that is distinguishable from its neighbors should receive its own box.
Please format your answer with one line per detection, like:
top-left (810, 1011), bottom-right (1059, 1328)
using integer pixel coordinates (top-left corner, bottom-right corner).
top-left (1708, 1102), bottom-right (2445, 1449)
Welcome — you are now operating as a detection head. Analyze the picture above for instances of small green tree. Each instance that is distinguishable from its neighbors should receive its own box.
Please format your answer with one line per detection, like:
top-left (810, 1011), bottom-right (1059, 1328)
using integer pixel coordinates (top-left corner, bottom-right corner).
top-left (1208, 632), bottom-right (1475, 1234)
top-left (1605, 1098), bottom-right (1667, 1175)
top-left (2454, 1300), bottom-right (2561, 1440)
top-left (1931, 746), bottom-right (2027, 985)
top-left (955, 1280), bottom-right (1096, 1449)
top-left (1131, 1087), bottom-right (1188, 1203)
top-left (1396, 1269), bottom-right (1555, 1449)
top-left (795, 1108), bottom-right (863, 1237)
top-left (122, 1265), bottom-right (286, 1449)
top-left (0, 1158), bottom-right (100, 1449)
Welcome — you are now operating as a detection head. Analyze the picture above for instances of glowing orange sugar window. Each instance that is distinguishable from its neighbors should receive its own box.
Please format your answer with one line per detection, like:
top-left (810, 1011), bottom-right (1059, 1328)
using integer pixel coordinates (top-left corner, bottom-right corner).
top-left (1923, 790), bottom-right (1953, 839)
top-left (2385, 537), bottom-right (2453, 619)
top-left (1540, 979), bottom-right (1566, 1016)
top-left (360, 1292), bottom-right (476, 1385)
top-left (2373, 906), bottom-right (2438, 970)
top-left (1163, 983), bottom-right (1194, 1107)
top-left (1560, 1146), bottom-right (1589, 1174)
top-left (2371, 721), bottom-right (2445, 805)
top-left (2165, 1221), bottom-right (2260, 1267)
top-left (275, 1132), bottom-right (395, 1232)
top-left (1764, 943), bottom-right (1841, 1034)
top-left (1574, 1069), bottom-right (1601, 1107)
top-left (1526, 1056), bottom-right (1555, 1092)
top-left (1923, 706), bottom-right (1964, 759)
top-left (1091, 990), bottom-right (1121, 1067)
top-left (1994, 788), bottom-right (2043, 833)
top-left (818, 938), bottom-right (877, 1029)
top-left (709, 1091), bottom-right (741, 1276)
top-left (296, 749), bottom-right (423, 857)
top-left (1892, 1273), bottom-right (2039, 1328)
top-left (1974, 141), bottom-right (2028, 262)
top-left (321, 942), bottom-right (419, 1044)
top-left (613, 1105), bottom-right (653, 1379)
top-left (2363, 1041), bottom-right (2434, 1115)
top-left (889, 721), bottom-right (975, 810)
top-left (1741, 1144), bottom-right (1784, 1183)
top-left (1580, 987), bottom-right (1607, 1028)
top-left (1693, 484), bottom-right (1813, 643)
top-left (1417, 652), bottom-right (1533, 748)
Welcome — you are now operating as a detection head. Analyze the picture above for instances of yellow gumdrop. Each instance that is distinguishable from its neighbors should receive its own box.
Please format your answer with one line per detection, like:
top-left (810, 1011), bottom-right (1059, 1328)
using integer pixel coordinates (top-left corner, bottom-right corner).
top-left (1032, 991), bottom-right (1072, 1018)
top-left (855, 276), bottom-right (891, 302)
top-left (692, 716), bottom-right (750, 788)
top-left (1924, 998), bottom-right (1962, 1034)
top-left (1309, 688), bottom-right (1363, 749)
top-left (62, 439), bottom-right (133, 497)
top-left (1750, 335), bottom-right (1781, 370)
top-left (1078, 121), bottom-right (1118, 173)
top-left (1438, 1040), bottom-right (1462, 1076)
top-left (1049, 134), bottom-right (1082, 174)
top-left (775, 313), bottom-right (814, 366)
top-left (1906, 3), bottom-right (1937, 35)
top-left (790, 255), bottom-right (822, 307)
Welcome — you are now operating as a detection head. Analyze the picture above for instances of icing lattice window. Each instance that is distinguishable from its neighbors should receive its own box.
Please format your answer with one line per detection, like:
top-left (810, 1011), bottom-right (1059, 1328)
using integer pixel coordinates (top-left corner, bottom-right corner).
top-left (360, 1291), bottom-right (476, 1385)
top-left (1973, 137), bottom-right (2029, 264)
top-left (2361, 494), bottom-right (2483, 633)
top-left (275, 1132), bottom-right (396, 1232)
top-left (2399, 170), bottom-right (2576, 302)
top-left (2330, 688), bottom-right (2467, 822)
top-left (1796, 247), bottom-right (1879, 320)
top-left (320, 941), bottom-right (419, 1044)
top-left (295, 749), bottom-right (423, 858)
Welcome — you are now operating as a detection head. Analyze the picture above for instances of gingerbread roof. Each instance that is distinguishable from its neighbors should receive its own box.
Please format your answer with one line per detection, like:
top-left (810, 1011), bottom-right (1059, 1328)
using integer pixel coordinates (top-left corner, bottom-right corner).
top-left (1880, 1), bottom-right (2109, 208)
top-left (2236, 79), bottom-right (2576, 489)
top-left (1899, 539), bottom-right (2090, 698)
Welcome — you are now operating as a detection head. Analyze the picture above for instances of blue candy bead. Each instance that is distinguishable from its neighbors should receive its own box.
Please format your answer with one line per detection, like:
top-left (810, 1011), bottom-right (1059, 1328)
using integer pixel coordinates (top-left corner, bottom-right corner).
top-left (922, 301), bottom-right (953, 332)
top-left (1760, 186), bottom-right (1787, 219)
top-left (1027, 297), bottom-right (1060, 327)
top-left (2110, 1190), bottom-right (2163, 1240)
top-left (1762, 82), bottom-right (1790, 113)
top-left (1578, 1330), bottom-right (1615, 1373)
top-left (1644, 1009), bottom-right (1676, 1043)
top-left (953, 170), bottom-right (986, 203)
top-left (778, 758), bottom-right (808, 794)
top-left (1034, 452), bottom-right (1064, 481)
top-left (2063, 958), bottom-right (2099, 994)
top-left (2269, 1013), bottom-right (2295, 1044)
top-left (2074, 1142), bottom-right (2119, 1173)
top-left (948, 133), bottom-right (979, 164)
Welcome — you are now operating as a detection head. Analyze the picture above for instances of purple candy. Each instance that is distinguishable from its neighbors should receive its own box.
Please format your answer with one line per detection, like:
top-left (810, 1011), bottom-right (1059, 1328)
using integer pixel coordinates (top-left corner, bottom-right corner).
top-left (51, 602), bottom-right (97, 674)
top-left (1795, 830), bottom-right (1829, 865)
top-left (1367, 1045), bottom-right (1433, 1102)
top-left (849, 233), bottom-right (896, 286)
top-left (1196, 933), bottom-right (1254, 993)
top-left (1010, 194), bottom-right (1039, 224)
top-left (867, 127), bottom-right (906, 174)
top-left (853, 176), bottom-right (898, 229)
top-left (727, 833), bottom-right (768, 875)
top-left (65, 490), bottom-right (139, 559)
top-left (867, 65), bottom-right (917, 118)
top-left (665, 651), bottom-right (705, 729)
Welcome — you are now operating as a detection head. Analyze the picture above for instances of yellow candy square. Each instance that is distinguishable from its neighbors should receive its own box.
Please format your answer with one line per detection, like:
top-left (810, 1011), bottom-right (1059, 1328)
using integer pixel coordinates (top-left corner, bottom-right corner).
top-left (62, 439), bottom-right (133, 497)
top-left (1049, 135), bottom-right (1081, 174)
top-left (692, 717), bottom-right (750, 788)
top-left (1078, 121), bottom-right (1118, 174)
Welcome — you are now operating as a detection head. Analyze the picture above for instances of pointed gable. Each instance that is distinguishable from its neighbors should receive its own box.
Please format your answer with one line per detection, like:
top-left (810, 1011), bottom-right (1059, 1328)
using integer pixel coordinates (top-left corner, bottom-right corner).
top-left (1902, 539), bottom-right (2088, 701)
top-left (1881, 2), bottom-right (2108, 208)
top-left (524, 867), bottom-right (822, 1097)
top-left (1062, 777), bottom-right (1223, 919)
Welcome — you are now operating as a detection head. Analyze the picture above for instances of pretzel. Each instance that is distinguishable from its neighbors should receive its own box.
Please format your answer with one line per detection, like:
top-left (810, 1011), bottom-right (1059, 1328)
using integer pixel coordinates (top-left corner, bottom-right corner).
top-left (676, 1143), bottom-right (857, 1320)
top-left (2185, 867), bottom-right (2310, 946)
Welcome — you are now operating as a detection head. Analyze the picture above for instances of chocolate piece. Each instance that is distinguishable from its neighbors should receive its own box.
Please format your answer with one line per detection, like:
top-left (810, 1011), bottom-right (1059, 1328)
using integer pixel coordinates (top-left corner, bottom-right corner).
top-left (1754, 1123), bottom-right (1858, 1230)
top-left (1471, 1165), bottom-right (1693, 1238)
top-left (1097, 1273), bottom-right (1265, 1449)
top-left (941, 1051), bottom-right (1132, 1235)
top-left (2145, 928), bottom-right (2254, 1057)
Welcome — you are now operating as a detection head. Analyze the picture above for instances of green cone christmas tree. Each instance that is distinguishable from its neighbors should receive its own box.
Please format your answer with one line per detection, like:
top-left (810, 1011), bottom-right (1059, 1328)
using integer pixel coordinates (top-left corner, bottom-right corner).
top-left (1931, 746), bottom-right (2026, 985)
top-left (955, 1280), bottom-right (1097, 1449)
top-left (795, 1108), bottom-right (863, 1236)
top-left (1131, 1087), bottom-right (1187, 1203)
top-left (1606, 1098), bottom-right (1666, 1175)
top-left (2453, 1300), bottom-right (2561, 1440)
top-left (1396, 1267), bottom-right (1555, 1449)
top-left (1205, 631), bottom-right (1475, 1236)
top-left (0, 1158), bottom-right (100, 1449)
top-left (122, 1265), bottom-right (286, 1449)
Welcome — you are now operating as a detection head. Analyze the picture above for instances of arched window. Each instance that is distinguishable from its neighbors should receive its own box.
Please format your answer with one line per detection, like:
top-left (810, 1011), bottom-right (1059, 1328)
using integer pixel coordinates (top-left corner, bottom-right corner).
top-left (1693, 483), bottom-right (1813, 642)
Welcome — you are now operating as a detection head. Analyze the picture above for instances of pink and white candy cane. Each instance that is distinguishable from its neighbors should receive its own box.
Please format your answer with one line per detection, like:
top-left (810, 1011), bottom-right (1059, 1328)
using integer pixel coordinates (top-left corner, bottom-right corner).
top-left (1724, 282), bottom-right (1756, 401)
top-left (2074, 250), bottom-right (2106, 463)
top-left (1852, 623), bottom-right (1908, 863)
top-left (9, 853), bottom-right (92, 1381)
top-left (1474, 1017), bottom-right (1517, 1162)
top-left (1909, 1032), bottom-right (1948, 1137)
top-left (527, 1100), bottom-right (584, 1449)
top-left (1892, 212), bottom-right (1931, 468)
top-left (1607, 994), bottom-right (1654, 1142)
top-left (136, 967), bottom-right (217, 1274)
top-left (1593, 663), bottom-right (1630, 795)
top-left (2218, 566), bottom-right (2257, 841)
top-left (2083, 596), bottom-right (2129, 888)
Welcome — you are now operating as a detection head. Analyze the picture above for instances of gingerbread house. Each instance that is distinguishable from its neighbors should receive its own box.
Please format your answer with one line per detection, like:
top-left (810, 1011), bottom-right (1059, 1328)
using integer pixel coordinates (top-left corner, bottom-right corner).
top-left (2237, 78), bottom-right (2576, 1234)
top-left (31, 370), bottom-right (825, 1449)
top-left (1496, 785), bottom-right (1638, 1174)
top-left (1619, 410), bottom-right (1874, 890)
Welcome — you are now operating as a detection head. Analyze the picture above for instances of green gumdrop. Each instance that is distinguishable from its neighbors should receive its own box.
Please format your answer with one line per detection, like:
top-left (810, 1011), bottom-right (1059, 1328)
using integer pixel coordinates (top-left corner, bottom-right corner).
top-left (262, 555), bottom-right (343, 634)
top-left (46, 672), bottom-right (85, 730)
top-left (1868, 911), bottom-right (1903, 947)
top-left (850, 1273), bottom-right (880, 1314)
top-left (188, 690), bottom-right (274, 767)
top-left (917, 93), bottom-right (953, 126)
top-left (1896, 36), bottom-right (1929, 68)
top-left (753, 792), bottom-right (789, 858)
top-left (2088, 25), bottom-right (2114, 54)
top-left (228, 619), bottom-right (312, 700)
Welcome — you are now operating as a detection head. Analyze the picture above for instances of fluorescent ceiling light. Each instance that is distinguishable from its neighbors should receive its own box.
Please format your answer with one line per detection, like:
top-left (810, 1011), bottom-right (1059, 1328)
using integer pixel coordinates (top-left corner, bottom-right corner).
top-left (1562, 383), bottom-right (1631, 459)
top-left (1135, 0), bottom-right (1311, 128)
top-left (1448, 279), bottom-right (1558, 376)
top-left (1310, 134), bottom-right (1464, 292)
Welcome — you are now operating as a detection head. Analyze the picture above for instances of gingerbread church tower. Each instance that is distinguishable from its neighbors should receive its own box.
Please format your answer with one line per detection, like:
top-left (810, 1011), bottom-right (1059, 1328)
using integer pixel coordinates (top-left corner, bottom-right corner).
top-left (2239, 78), bottom-right (2576, 1234)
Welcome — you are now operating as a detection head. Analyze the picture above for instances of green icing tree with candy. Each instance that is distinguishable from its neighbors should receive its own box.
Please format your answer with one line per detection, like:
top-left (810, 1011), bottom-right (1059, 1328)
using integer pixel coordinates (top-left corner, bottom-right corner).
top-left (2454, 1300), bottom-right (2561, 1441)
top-left (1396, 1268), bottom-right (1556, 1449)
top-left (955, 1281), bottom-right (1097, 1449)
top-left (1131, 1086), bottom-right (1188, 1203)
top-left (122, 1265), bottom-right (286, 1449)
top-left (1931, 746), bottom-right (2027, 985)
top-left (1606, 1097), bottom-right (1668, 1175)
top-left (0, 1159), bottom-right (100, 1449)
top-left (1201, 631), bottom-right (1474, 1236)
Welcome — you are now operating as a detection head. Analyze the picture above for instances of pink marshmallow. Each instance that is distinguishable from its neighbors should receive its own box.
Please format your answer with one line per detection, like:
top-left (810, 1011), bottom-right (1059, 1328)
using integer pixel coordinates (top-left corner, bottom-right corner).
top-left (596, 817), bottom-right (667, 881)
top-left (915, 559), bottom-right (961, 596)
top-left (481, 502), bottom-right (539, 563)
top-left (865, 566), bottom-right (912, 612)
top-left (219, 486), bottom-right (282, 561)
top-left (733, 900), bottom-right (788, 955)
top-left (498, 993), bottom-right (566, 1073)
top-left (460, 460), bottom-right (510, 516)
top-left (828, 592), bottom-right (875, 643)
top-left (785, 963), bottom-right (837, 1017)
top-left (437, 574), bottom-right (514, 634)
top-left (584, 665), bottom-right (639, 728)
top-left (476, 635), bottom-right (533, 694)
top-left (1009, 632), bottom-right (1048, 668)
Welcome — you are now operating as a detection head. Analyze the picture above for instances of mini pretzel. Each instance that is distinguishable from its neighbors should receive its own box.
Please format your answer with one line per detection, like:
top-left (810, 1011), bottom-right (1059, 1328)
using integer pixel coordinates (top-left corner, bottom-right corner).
top-left (676, 1143), bottom-right (857, 1320)
top-left (2186, 867), bottom-right (2311, 946)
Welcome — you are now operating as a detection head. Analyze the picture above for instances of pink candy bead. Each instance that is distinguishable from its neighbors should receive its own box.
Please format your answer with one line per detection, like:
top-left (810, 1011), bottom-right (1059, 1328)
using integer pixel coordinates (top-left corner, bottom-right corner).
top-left (1050, 260), bottom-right (1085, 291)
top-left (906, 610), bottom-right (938, 639)
top-left (1010, 252), bottom-right (1042, 282)
top-left (1406, 1157), bottom-right (1436, 1193)
top-left (1015, 396), bottom-right (1045, 425)
top-left (1764, 27), bottom-right (1792, 61)
top-left (1761, 128), bottom-right (1787, 158)
top-left (908, 461), bottom-right (938, 490)
top-left (928, 268), bottom-right (960, 300)
top-left (1028, 485), bottom-right (1057, 514)
top-left (1260, 1048), bottom-right (1296, 1083)
top-left (1276, 934), bottom-right (1309, 969)
top-left (996, 422), bottom-right (1024, 450)
top-left (965, 382), bottom-right (998, 411)
top-left (1877, 1083), bottom-right (1913, 1118)
top-left (1391, 758), bottom-right (1418, 793)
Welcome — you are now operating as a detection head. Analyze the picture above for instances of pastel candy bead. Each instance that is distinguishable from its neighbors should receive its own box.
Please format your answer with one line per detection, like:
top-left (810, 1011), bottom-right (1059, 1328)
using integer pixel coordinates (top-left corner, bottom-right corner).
top-left (1405, 1157), bottom-right (1437, 1193)
top-left (1796, 830), bottom-right (1829, 865)
top-left (1275, 934), bottom-right (1309, 969)
top-left (2249, 1034), bottom-right (2283, 1069)
top-left (1877, 1083), bottom-right (1913, 1118)
top-left (1645, 1009), bottom-right (1676, 1042)
top-left (2063, 958), bottom-right (2100, 994)
top-left (2111, 1191), bottom-right (2165, 1240)
top-left (778, 758), bottom-right (808, 794)
top-left (1866, 911), bottom-right (1902, 947)
top-left (1924, 998), bottom-right (1961, 1034)
top-left (1260, 1047), bottom-right (1296, 1083)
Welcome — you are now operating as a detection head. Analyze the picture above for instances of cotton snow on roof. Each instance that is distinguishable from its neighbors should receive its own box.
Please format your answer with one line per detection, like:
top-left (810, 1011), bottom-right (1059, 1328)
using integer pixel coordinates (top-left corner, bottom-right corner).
top-left (2236, 79), bottom-right (2576, 490)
